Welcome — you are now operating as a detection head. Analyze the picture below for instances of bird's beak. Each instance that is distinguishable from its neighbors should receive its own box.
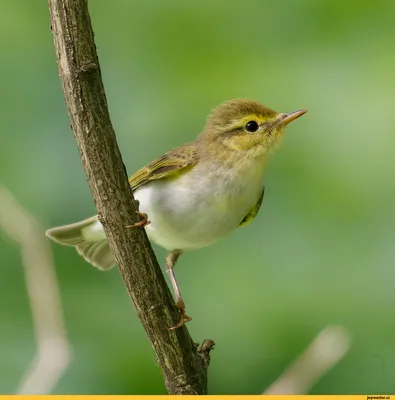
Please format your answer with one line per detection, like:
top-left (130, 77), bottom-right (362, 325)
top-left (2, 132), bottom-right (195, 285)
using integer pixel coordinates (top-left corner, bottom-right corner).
top-left (278, 109), bottom-right (308, 126)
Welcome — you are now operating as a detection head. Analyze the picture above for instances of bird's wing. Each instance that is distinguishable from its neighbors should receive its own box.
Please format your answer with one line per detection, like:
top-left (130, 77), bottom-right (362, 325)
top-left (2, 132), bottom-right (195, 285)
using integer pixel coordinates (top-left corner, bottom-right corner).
top-left (238, 186), bottom-right (265, 227)
top-left (129, 142), bottom-right (199, 191)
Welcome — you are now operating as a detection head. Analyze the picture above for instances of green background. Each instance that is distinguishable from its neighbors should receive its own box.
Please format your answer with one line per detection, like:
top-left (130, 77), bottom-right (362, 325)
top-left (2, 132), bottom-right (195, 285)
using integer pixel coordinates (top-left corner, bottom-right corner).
top-left (1, 0), bottom-right (394, 394)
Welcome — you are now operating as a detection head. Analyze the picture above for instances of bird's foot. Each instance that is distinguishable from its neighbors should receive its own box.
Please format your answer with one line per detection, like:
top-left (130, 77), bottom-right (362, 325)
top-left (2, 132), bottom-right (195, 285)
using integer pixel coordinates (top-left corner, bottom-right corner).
top-left (169, 299), bottom-right (192, 330)
top-left (125, 211), bottom-right (151, 228)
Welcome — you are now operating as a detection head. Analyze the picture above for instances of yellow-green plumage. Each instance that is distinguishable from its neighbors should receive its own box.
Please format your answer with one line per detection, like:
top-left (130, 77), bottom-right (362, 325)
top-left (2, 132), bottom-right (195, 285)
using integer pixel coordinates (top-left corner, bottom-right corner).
top-left (46, 99), bottom-right (307, 271)
top-left (128, 143), bottom-right (199, 190)
top-left (239, 187), bottom-right (265, 228)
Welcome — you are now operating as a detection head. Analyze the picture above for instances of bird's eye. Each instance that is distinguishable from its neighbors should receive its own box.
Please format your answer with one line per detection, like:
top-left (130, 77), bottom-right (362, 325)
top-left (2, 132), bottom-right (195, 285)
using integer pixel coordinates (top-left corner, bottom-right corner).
top-left (245, 121), bottom-right (259, 133)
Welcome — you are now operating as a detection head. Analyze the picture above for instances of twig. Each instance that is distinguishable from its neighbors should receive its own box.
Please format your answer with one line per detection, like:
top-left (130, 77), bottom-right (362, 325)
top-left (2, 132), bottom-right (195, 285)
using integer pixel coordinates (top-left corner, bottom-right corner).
top-left (198, 340), bottom-right (216, 370)
top-left (47, 0), bottom-right (213, 394)
top-left (264, 325), bottom-right (351, 394)
top-left (0, 186), bottom-right (71, 394)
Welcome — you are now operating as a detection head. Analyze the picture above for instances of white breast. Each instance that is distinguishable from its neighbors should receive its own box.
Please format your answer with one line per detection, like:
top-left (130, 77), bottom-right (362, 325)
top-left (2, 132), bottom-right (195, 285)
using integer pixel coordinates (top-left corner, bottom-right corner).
top-left (134, 162), bottom-right (265, 251)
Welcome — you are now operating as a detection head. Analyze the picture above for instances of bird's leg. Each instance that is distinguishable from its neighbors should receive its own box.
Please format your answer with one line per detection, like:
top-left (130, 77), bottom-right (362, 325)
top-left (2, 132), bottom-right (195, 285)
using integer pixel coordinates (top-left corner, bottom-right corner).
top-left (166, 249), bottom-right (192, 330)
top-left (125, 211), bottom-right (151, 228)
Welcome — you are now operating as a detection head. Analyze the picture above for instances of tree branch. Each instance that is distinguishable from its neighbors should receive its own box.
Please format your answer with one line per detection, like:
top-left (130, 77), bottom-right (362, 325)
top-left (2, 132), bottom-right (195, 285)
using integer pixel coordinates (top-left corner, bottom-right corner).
top-left (48, 0), bottom-right (213, 394)
top-left (264, 325), bottom-right (351, 394)
top-left (0, 187), bottom-right (71, 394)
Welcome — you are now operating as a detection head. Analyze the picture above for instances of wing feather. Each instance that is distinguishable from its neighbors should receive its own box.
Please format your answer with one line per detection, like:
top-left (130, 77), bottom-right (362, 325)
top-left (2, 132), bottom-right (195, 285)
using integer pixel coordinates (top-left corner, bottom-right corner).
top-left (128, 142), bottom-right (199, 190)
top-left (238, 186), bottom-right (265, 227)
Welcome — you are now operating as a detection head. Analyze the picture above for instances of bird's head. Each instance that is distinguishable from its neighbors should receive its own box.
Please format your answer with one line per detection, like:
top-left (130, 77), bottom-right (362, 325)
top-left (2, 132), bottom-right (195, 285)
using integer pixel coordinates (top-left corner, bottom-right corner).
top-left (200, 99), bottom-right (307, 158)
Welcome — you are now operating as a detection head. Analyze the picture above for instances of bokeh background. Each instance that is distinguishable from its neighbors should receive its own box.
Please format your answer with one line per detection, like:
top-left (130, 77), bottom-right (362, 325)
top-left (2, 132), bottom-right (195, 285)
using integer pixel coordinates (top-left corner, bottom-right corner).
top-left (1, 0), bottom-right (394, 394)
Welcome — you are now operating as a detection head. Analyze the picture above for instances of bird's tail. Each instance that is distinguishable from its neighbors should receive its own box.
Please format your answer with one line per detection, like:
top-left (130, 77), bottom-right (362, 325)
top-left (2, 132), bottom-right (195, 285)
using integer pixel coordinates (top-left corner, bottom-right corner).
top-left (45, 216), bottom-right (115, 270)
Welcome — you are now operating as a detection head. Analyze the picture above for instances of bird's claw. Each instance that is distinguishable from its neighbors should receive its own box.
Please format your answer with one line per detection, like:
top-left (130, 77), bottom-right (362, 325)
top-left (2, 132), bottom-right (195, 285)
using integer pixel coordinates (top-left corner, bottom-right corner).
top-left (169, 299), bottom-right (192, 330)
top-left (125, 211), bottom-right (151, 228)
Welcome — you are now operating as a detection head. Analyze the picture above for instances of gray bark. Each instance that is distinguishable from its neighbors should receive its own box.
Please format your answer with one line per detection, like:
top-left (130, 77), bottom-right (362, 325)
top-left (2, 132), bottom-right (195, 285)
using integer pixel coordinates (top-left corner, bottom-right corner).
top-left (48, 0), bottom-right (214, 394)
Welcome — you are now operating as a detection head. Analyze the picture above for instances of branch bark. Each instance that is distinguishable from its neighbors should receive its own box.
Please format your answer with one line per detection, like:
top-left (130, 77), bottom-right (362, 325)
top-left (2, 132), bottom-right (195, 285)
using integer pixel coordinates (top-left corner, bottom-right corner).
top-left (48, 0), bottom-right (213, 394)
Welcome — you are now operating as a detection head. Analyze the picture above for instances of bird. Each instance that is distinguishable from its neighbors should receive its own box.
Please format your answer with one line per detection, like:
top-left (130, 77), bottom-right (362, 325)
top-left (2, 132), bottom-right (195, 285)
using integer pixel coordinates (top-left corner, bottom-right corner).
top-left (46, 98), bottom-right (307, 329)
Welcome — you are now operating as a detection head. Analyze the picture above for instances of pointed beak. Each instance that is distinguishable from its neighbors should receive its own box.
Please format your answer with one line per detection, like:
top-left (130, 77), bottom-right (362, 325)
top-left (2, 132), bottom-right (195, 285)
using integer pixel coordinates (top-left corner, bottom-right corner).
top-left (278, 109), bottom-right (308, 126)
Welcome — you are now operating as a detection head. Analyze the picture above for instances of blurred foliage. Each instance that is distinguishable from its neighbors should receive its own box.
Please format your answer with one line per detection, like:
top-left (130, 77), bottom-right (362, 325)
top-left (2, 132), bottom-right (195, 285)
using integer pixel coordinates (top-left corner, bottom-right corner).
top-left (1, 0), bottom-right (395, 394)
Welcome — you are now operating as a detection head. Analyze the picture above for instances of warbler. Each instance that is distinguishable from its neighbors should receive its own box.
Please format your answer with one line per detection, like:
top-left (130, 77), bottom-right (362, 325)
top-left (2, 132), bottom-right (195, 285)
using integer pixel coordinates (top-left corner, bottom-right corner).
top-left (46, 99), bottom-right (307, 329)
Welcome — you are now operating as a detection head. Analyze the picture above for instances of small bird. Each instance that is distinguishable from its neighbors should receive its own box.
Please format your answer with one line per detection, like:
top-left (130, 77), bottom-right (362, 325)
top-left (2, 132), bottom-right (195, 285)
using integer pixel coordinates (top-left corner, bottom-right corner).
top-left (46, 99), bottom-right (307, 329)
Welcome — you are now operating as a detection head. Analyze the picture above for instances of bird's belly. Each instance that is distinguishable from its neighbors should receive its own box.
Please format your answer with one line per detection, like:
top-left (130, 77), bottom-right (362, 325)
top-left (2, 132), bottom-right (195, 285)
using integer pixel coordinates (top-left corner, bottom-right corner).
top-left (134, 176), bottom-right (261, 251)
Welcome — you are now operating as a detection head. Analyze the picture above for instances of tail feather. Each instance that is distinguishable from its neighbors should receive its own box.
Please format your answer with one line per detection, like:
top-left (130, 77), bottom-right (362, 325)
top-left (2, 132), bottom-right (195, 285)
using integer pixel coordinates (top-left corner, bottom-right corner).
top-left (92, 241), bottom-right (115, 270)
top-left (46, 216), bottom-right (115, 270)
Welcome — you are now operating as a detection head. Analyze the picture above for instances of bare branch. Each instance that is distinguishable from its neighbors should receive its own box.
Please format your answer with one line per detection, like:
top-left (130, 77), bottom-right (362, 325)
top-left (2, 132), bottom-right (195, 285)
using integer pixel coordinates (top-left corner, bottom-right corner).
top-left (47, 0), bottom-right (213, 394)
top-left (0, 186), bottom-right (71, 394)
top-left (264, 325), bottom-right (351, 395)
